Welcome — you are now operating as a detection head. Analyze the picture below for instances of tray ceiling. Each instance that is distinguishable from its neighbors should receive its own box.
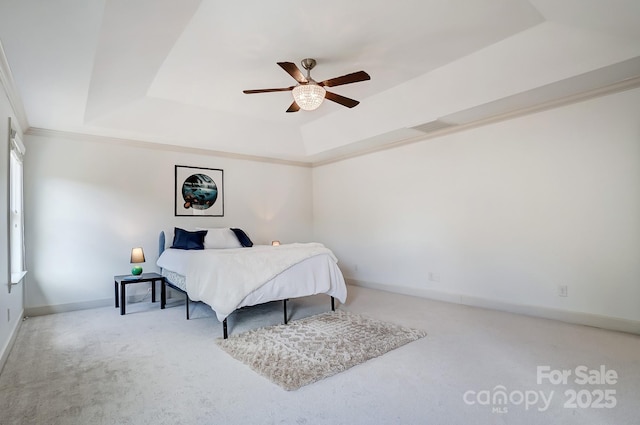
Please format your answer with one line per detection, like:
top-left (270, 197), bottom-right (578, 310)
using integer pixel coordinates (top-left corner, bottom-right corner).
top-left (0, 0), bottom-right (639, 163)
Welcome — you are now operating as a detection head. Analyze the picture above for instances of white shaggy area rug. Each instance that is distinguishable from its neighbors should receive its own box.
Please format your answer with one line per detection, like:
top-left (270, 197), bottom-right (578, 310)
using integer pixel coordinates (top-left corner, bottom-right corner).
top-left (216, 310), bottom-right (427, 391)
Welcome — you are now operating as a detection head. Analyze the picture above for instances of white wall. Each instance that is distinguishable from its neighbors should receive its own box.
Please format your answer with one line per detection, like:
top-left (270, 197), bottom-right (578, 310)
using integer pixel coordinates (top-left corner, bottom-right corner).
top-left (0, 79), bottom-right (24, 369)
top-left (313, 88), bottom-right (640, 327)
top-left (23, 133), bottom-right (313, 312)
top-left (17, 87), bottom-right (640, 333)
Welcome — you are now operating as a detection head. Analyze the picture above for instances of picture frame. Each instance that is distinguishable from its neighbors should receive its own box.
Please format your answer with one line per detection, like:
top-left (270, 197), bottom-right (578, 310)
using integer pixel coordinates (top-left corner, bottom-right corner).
top-left (174, 165), bottom-right (224, 217)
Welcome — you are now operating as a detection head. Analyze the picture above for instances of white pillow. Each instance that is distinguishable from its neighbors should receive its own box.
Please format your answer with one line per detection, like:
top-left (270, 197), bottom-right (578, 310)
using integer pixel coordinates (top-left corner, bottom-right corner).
top-left (196, 228), bottom-right (242, 249)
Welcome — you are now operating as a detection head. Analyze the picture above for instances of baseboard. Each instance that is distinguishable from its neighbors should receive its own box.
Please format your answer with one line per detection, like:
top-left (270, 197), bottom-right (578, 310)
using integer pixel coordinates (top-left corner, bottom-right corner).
top-left (24, 298), bottom-right (113, 317)
top-left (21, 281), bottom-right (640, 335)
top-left (0, 308), bottom-right (24, 375)
top-left (23, 290), bottom-right (170, 317)
top-left (346, 279), bottom-right (640, 335)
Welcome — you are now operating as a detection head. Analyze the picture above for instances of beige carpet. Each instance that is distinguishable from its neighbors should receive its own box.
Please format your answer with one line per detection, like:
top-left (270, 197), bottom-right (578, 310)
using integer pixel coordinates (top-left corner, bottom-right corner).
top-left (1, 286), bottom-right (639, 424)
top-left (216, 310), bottom-right (427, 390)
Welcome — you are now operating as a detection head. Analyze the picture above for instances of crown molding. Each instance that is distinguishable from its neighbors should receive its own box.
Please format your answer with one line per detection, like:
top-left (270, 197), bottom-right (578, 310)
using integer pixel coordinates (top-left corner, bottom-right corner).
top-left (311, 74), bottom-right (640, 167)
top-left (25, 127), bottom-right (313, 168)
top-left (0, 40), bottom-right (29, 131)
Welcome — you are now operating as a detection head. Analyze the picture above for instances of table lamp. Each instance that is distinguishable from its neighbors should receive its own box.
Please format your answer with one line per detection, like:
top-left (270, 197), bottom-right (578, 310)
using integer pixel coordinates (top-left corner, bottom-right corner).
top-left (130, 247), bottom-right (145, 276)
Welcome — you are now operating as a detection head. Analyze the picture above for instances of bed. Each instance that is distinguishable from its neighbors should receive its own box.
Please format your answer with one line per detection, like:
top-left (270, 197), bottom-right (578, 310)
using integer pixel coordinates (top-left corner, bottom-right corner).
top-left (156, 227), bottom-right (347, 338)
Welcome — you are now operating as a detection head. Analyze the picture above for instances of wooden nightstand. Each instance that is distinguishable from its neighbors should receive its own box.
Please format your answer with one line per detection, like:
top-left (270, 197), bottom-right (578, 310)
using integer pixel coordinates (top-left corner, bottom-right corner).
top-left (114, 272), bottom-right (165, 315)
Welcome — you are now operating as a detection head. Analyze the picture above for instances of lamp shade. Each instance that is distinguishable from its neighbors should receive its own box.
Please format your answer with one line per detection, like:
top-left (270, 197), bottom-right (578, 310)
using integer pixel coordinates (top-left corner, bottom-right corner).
top-left (130, 247), bottom-right (145, 264)
top-left (292, 82), bottom-right (326, 111)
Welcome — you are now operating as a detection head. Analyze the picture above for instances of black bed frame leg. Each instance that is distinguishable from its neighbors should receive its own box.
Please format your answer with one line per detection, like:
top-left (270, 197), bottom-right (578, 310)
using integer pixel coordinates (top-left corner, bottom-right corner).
top-left (283, 299), bottom-right (288, 324)
top-left (331, 296), bottom-right (335, 311)
top-left (223, 318), bottom-right (228, 339)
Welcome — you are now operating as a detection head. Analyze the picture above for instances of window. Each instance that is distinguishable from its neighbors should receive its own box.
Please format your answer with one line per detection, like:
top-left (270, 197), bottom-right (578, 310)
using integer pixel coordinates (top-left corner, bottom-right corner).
top-left (9, 129), bottom-right (26, 284)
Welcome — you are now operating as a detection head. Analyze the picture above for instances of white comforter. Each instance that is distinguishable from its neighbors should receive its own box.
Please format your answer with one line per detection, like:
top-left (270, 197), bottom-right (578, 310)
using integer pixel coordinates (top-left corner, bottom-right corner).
top-left (156, 243), bottom-right (343, 320)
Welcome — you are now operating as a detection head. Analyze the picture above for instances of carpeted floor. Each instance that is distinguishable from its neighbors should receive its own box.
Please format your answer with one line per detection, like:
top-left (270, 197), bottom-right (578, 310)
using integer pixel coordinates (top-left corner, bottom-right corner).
top-left (1, 285), bottom-right (639, 424)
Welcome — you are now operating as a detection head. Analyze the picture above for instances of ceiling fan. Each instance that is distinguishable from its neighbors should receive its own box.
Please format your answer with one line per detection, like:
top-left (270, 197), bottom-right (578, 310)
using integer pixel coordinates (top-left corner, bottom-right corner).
top-left (243, 58), bottom-right (370, 112)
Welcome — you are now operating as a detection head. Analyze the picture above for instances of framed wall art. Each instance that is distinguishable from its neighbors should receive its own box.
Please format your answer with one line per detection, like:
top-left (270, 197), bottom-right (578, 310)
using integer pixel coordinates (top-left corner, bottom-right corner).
top-left (175, 165), bottom-right (224, 217)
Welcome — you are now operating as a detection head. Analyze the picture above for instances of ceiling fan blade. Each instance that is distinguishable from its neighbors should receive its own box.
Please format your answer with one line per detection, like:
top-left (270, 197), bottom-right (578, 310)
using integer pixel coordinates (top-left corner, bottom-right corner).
top-left (324, 91), bottom-right (360, 108)
top-left (319, 70), bottom-right (370, 87)
top-left (243, 87), bottom-right (294, 94)
top-left (286, 101), bottom-right (300, 113)
top-left (277, 62), bottom-right (308, 84)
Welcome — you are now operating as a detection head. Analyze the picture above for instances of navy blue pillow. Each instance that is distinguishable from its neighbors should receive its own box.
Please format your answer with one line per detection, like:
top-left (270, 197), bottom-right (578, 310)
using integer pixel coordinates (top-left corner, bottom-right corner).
top-left (231, 228), bottom-right (253, 247)
top-left (171, 227), bottom-right (207, 250)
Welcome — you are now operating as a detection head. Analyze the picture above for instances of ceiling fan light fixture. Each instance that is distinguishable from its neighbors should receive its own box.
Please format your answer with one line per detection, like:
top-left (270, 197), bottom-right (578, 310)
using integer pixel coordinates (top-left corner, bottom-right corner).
top-left (243, 58), bottom-right (369, 112)
top-left (292, 82), bottom-right (326, 111)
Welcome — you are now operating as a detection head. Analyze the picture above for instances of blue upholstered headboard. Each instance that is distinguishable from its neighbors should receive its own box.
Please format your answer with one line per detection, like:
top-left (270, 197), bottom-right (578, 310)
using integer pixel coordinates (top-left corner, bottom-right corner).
top-left (159, 231), bottom-right (166, 257)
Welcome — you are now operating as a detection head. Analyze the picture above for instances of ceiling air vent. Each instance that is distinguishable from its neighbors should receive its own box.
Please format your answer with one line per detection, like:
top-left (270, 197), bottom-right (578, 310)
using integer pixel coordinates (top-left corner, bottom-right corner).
top-left (411, 119), bottom-right (457, 134)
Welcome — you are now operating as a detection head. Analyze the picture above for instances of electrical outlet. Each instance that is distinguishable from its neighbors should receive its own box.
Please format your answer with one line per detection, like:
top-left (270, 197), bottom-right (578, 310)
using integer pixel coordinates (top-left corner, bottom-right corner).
top-left (428, 272), bottom-right (440, 282)
top-left (558, 285), bottom-right (568, 297)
